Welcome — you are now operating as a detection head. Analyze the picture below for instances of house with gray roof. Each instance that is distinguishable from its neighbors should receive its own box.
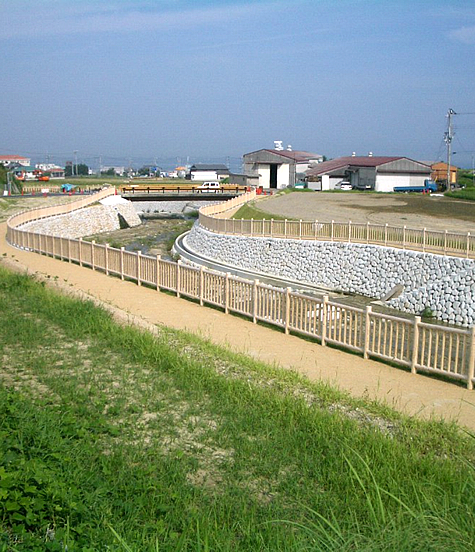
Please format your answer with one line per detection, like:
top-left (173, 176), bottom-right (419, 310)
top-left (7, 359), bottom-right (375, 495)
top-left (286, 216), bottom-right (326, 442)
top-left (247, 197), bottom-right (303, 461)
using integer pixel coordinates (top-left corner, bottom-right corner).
top-left (189, 164), bottom-right (230, 182)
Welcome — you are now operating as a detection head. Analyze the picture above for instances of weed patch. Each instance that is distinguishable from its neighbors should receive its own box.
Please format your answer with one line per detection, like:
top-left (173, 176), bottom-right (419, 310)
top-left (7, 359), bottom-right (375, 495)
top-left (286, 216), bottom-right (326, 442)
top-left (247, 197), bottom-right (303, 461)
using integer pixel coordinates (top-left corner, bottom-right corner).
top-left (1, 266), bottom-right (475, 550)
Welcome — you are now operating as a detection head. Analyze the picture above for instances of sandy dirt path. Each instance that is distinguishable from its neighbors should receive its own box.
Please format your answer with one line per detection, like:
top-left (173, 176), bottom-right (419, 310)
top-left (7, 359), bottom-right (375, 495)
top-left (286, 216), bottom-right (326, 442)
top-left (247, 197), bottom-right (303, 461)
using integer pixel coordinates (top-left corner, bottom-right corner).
top-left (2, 220), bottom-right (475, 431)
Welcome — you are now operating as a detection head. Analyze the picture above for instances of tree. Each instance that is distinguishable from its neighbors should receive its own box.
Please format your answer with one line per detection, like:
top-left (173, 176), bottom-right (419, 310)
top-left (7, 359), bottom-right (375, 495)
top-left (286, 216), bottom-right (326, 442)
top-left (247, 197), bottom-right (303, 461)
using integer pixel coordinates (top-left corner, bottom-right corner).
top-left (101, 167), bottom-right (116, 176)
top-left (0, 163), bottom-right (7, 192)
top-left (65, 163), bottom-right (89, 177)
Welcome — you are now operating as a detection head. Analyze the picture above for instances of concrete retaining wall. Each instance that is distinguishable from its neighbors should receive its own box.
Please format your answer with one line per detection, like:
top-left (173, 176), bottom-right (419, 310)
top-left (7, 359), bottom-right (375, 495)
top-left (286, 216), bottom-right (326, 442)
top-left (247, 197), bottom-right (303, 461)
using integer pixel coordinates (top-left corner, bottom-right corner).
top-left (186, 224), bottom-right (475, 326)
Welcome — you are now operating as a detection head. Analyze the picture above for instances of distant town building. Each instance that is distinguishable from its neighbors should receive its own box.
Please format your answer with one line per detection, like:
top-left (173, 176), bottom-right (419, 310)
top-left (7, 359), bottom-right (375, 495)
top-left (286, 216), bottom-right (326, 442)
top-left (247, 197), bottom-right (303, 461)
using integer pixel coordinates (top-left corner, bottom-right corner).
top-left (189, 164), bottom-right (230, 181)
top-left (243, 149), bottom-right (324, 189)
top-left (36, 164), bottom-right (65, 179)
top-left (0, 155), bottom-right (31, 167)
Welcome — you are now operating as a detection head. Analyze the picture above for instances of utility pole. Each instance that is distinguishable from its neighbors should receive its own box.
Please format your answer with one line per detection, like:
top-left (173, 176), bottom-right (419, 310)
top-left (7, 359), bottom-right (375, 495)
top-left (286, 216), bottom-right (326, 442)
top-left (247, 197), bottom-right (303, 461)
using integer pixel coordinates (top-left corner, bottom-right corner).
top-left (444, 109), bottom-right (456, 190)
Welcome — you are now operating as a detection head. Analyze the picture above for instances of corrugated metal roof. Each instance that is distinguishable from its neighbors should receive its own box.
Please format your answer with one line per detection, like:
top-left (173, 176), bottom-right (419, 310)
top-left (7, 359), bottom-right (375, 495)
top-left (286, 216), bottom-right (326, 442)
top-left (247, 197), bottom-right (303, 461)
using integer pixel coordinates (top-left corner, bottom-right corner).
top-left (306, 156), bottom-right (413, 176)
top-left (263, 149), bottom-right (323, 162)
top-left (244, 149), bottom-right (322, 163)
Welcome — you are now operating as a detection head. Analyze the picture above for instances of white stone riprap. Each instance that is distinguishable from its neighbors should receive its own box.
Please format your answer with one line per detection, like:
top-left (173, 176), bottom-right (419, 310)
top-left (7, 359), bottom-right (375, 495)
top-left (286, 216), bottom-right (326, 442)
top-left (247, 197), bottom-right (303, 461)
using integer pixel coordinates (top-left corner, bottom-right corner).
top-left (133, 200), bottom-right (223, 215)
top-left (20, 202), bottom-right (141, 238)
top-left (185, 224), bottom-right (475, 326)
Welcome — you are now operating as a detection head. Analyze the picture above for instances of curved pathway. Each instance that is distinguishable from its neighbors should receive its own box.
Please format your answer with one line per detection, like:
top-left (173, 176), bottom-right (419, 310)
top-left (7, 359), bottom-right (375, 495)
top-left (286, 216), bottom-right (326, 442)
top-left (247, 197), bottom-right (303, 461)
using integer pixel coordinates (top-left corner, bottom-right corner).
top-left (2, 221), bottom-right (475, 431)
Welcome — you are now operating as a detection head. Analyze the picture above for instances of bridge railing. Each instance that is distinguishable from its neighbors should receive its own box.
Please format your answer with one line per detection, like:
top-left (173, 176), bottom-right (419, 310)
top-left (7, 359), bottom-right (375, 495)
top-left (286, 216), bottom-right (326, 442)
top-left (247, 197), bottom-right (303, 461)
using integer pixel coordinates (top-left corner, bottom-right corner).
top-left (197, 193), bottom-right (475, 259)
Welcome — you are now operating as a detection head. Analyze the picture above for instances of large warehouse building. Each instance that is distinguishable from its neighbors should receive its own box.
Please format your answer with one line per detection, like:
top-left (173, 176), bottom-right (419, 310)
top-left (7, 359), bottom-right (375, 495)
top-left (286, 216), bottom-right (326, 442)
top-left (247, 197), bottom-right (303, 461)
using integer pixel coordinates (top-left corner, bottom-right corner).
top-left (306, 156), bottom-right (432, 192)
top-left (243, 149), bottom-right (323, 189)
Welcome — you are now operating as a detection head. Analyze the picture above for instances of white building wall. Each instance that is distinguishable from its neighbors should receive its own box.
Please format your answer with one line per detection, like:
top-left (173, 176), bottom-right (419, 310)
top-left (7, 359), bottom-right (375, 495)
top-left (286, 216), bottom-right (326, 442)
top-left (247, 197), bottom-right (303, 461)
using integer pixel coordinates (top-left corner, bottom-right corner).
top-left (258, 165), bottom-right (270, 188)
top-left (277, 164), bottom-right (290, 188)
top-left (191, 170), bottom-right (219, 181)
top-left (321, 175), bottom-right (330, 191)
top-left (376, 174), bottom-right (427, 192)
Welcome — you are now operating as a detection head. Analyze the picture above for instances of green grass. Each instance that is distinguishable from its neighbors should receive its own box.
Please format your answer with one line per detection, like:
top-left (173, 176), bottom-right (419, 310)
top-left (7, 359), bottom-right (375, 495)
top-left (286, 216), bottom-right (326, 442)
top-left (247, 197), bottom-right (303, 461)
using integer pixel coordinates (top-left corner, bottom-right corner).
top-left (1, 267), bottom-right (475, 550)
top-left (233, 202), bottom-right (293, 221)
top-left (445, 187), bottom-right (475, 201)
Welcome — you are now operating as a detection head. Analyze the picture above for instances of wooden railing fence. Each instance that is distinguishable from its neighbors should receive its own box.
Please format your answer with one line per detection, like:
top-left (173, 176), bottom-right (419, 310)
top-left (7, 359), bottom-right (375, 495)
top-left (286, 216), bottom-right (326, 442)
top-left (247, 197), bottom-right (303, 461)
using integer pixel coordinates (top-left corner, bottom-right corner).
top-left (199, 193), bottom-right (475, 259)
top-left (5, 189), bottom-right (475, 389)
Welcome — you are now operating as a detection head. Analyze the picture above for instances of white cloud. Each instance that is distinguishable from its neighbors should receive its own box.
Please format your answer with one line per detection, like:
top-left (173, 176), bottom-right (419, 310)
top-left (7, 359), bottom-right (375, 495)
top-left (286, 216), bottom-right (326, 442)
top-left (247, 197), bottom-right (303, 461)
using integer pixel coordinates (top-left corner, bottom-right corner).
top-left (1, 1), bottom-right (278, 39)
top-left (448, 25), bottom-right (475, 45)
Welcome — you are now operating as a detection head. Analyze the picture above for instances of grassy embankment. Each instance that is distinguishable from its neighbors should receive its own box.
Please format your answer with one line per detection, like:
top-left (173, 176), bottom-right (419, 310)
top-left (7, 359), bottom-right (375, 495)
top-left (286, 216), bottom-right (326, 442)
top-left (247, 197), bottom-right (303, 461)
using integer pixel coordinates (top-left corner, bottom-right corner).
top-left (1, 267), bottom-right (475, 551)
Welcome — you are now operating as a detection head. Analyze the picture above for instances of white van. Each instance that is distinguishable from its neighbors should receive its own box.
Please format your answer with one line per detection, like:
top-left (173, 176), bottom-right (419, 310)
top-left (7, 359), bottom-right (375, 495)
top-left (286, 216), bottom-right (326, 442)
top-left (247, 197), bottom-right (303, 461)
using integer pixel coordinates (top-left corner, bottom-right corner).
top-left (198, 181), bottom-right (221, 193)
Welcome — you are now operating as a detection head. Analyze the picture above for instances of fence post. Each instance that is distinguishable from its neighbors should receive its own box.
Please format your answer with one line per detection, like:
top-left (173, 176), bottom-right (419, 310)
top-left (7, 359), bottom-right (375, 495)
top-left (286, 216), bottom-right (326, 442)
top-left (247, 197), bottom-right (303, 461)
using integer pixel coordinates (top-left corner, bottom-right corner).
top-left (51, 234), bottom-right (56, 258)
top-left (225, 273), bottom-right (230, 314)
top-left (284, 219), bottom-right (287, 238)
top-left (331, 221), bottom-right (334, 242)
top-left (321, 295), bottom-right (328, 346)
top-left (91, 240), bottom-right (95, 270)
top-left (241, 218), bottom-right (243, 234)
top-left (467, 233), bottom-right (471, 259)
top-left (402, 226), bottom-right (406, 250)
top-left (315, 220), bottom-right (318, 240)
top-left (366, 221), bottom-right (369, 244)
top-left (411, 316), bottom-right (421, 374)
top-left (120, 247), bottom-right (125, 280)
top-left (250, 218), bottom-right (253, 237)
top-left (68, 238), bottom-right (72, 262)
top-left (363, 306), bottom-right (372, 359)
top-left (467, 326), bottom-right (475, 390)
top-left (199, 265), bottom-right (204, 305)
top-left (384, 223), bottom-right (388, 246)
top-left (284, 287), bottom-right (291, 335)
top-left (348, 220), bottom-right (352, 243)
top-left (137, 251), bottom-right (142, 286)
top-left (59, 236), bottom-right (63, 260)
top-left (444, 230), bottom-right (448, 255)
top-left (299, 219), bottom-right (302, 240)
top-left (176, 261), bottom-right (181, 298)
top-left (271, 219), bottom-right (274, 237)
top-left (79, 238), bottom-right (82, 266)
top-left (156, 255), bottom-right (161, 290)
top-left (105, 244), bottom-right (109, 275)
top-left (253, 279), bottom-right (259, 323)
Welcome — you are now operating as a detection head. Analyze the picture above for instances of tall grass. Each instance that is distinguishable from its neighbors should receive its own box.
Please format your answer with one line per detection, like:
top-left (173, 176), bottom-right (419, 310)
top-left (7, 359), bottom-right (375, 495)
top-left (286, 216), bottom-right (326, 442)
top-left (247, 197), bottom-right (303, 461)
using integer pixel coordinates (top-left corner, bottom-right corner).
top-left (1, 267), bottom-right (475, 550)
top-left (445, 187), bottom-right (475, 201)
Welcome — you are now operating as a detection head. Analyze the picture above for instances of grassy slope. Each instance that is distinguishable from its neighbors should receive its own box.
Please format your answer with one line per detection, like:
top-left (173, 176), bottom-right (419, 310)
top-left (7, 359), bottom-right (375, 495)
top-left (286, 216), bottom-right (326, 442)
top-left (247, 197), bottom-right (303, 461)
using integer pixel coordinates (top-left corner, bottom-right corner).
top-left (1, 267), bottom-right (475, 551)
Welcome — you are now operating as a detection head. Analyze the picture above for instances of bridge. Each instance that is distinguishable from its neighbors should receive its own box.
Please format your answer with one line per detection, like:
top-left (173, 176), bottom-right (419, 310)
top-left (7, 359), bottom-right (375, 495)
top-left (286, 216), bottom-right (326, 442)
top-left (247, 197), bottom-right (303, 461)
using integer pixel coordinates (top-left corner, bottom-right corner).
top-left (120, 184), bottom-right (247, 201)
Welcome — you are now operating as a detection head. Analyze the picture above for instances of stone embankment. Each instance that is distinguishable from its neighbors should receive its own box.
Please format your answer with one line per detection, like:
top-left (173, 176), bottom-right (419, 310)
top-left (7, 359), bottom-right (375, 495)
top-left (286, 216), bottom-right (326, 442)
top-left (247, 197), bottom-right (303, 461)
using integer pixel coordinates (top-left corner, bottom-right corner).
top-left (20, 199), bottom-right (141, 238)
top-left (133, 200), bottom-right (223, 215)
top-left (185, 224), bottom-right (475, 326)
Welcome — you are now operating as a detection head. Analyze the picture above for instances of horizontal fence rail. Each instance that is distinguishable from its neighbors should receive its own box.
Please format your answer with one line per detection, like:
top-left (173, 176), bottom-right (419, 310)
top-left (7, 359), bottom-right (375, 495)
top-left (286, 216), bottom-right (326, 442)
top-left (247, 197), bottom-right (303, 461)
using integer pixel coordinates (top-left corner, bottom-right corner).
top-left (199, 197), bottom-right (475, 259)
top-left (6, 189), bottom-right (475, 389)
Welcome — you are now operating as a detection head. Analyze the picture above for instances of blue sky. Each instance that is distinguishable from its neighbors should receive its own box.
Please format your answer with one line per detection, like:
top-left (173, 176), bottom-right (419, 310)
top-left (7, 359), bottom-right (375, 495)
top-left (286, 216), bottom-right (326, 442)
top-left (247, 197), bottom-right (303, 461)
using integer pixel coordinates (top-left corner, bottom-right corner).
top-left (1, 0), bottom-right (475, 169)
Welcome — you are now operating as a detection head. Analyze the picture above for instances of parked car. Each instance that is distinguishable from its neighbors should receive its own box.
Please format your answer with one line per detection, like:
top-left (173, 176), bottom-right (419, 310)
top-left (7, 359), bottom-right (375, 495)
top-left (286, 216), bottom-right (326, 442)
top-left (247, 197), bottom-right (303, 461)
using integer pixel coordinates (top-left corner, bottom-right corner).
top-left (335, 181), bottom-right (352, 190)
